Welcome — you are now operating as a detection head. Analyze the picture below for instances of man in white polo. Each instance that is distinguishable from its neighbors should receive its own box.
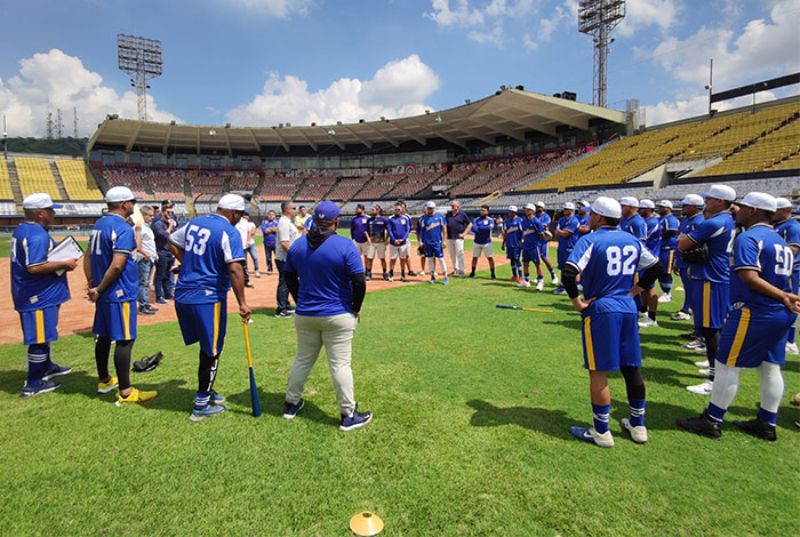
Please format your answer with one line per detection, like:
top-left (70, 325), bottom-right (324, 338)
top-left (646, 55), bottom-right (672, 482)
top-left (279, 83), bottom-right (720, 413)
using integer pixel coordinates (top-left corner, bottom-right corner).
top-left (275, 200), bottom-right (300, 318)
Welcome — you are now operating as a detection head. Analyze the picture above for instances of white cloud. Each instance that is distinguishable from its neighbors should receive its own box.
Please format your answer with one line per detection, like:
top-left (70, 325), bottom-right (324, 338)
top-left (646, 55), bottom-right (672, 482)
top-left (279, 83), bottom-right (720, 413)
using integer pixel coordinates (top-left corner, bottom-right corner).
top-left (425, 0), bottom-right (535, 44)
top-left (468, 23), bottom-right (505, 45)
top-left (425, 0), bottom-right (485, 27)
top-left (645, 91), bottom-right (777, 126)
top-left (617, 0), bottom-right (681, 38)
top-left (520, 0), bottom-right (576, 51)
top-left (217, 0), bottom-right (313, 18)
top-left (0, 49), bottom-right (179, 137)
top-left (226, 54), bottom-right (441, 127)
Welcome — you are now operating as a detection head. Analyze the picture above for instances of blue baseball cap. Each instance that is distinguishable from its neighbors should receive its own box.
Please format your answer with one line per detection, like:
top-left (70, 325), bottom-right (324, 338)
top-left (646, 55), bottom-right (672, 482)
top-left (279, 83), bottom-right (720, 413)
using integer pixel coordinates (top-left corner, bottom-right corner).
top-left (314, 200), bottom-right (341, 220)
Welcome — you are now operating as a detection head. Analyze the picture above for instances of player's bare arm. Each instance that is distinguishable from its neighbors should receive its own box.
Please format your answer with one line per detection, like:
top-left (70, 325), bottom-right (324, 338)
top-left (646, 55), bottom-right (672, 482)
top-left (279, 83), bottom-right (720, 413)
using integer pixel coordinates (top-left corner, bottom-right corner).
top-left (227, 261), bottom-right (251, 321)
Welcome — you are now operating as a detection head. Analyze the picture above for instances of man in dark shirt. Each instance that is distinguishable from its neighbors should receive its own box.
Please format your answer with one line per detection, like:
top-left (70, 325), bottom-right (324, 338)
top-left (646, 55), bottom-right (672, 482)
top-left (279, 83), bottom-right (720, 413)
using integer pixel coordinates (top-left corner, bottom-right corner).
top-left (445, 200), bottom-right (472, 277)
top-left (350, 204), bottom-right (371, 270)
top-left (366, 205), bottom-right (389, 281)
top-left (151, 204), bottom-right (176, 303)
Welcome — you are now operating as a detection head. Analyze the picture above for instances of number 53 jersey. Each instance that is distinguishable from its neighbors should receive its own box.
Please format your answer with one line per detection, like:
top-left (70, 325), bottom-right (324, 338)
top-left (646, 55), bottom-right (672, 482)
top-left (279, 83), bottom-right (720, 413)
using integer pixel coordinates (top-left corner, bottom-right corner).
top-left (731, 223), bottom-right (794, 312)
top-left (566, 227), bottom-right (658, 314)
top-left (170, 214), bottom-right (245, 304)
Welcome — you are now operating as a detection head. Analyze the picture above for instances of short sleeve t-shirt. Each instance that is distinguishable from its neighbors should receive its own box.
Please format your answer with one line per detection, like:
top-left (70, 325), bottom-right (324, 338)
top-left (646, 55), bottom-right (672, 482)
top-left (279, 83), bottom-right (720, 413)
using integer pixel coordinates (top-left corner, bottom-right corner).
top-left (260, 219), bottom-right (278, 247)
top-left (11, 221), bottom-right (71, 312)
top-left (89, 214), bottom-right (139, 303)
top-left (275, 215), bottom-right (300, 261)
top-left (503, 216), bottom-right (524, 248)
top-left (731, 223), bottom-right (793, 311)
top-left (472, 216), bottom-right (495, 245)
top-left (557, 215), bottom-right (580, 251)
top-left (284, 234), bottom-right (364, 316)
top-left (688, 211), bottom-right (735, 283)
top-left (521, 216), bottom-right (543, 250)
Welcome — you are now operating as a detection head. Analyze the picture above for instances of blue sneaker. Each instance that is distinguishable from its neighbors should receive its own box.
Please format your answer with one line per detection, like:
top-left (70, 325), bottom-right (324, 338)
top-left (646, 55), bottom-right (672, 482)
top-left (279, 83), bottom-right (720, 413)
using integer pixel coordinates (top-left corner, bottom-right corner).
top-left (189, 404), bottom-right (227, 422)
top-left (283, 398), bottom-right (305, 420)
top-left (428, 278), bottom-right (436, 284)
top-left (21, 380), bottom-right (60, 397)
top-left (340, 409), bottom-right (373, 432)
top-left (552, 286), bottom-right (566, 294)
top-left (442, 277), bottom-right (449, 285)
top-left (569, 426), bottom-right (614, 448)
top-left (209, 390), bottom-right (225, 404)
top-left (42, 363), bottom-right (72, 382)
top-left (156, 298), bottom-right (168, 305)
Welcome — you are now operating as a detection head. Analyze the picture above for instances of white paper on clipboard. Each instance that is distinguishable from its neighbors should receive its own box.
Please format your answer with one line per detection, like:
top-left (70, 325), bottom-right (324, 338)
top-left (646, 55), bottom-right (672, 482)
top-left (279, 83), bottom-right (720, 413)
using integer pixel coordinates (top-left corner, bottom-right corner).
top-left (48, 236), bottom-right (84, 275)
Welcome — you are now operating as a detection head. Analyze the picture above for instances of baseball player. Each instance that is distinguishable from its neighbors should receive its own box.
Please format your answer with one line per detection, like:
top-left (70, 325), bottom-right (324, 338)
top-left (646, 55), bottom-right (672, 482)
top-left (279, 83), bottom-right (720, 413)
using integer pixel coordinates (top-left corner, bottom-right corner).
top-left (637, 199), bottom-right (661, 328)
top-left (576, 201), bottom-right (592, 236)
top-left (672, 195), bottom-right (705, 333)
top-left (656, 200), bottom-right (680, 303)
top-left (85, 186), bottom-right (158, 405)
top-left (170, 194), bottom-right (252, 421)
top-left (535, 202), bottom-right (558, 285)
top-left (350, 204), bottom-right (371, 270)
top-left (366, 205), bottom-right (389, 281)
top-left (520, 203), bottom-right (544, 289)
top-left (773, 197), bottom-right (800, 355)
top-left (553, 202), bottom-right (580, 294)
top-left (387, 201), bottom-right (412, 282)
top-left (12, 193), bottom-right (77, 396)
top-left (502, 206), bottom-right (523, 282)
top-left (469, 205), bottom-right (496, 279)
top-left (420, 201), bottom-right (448, 285)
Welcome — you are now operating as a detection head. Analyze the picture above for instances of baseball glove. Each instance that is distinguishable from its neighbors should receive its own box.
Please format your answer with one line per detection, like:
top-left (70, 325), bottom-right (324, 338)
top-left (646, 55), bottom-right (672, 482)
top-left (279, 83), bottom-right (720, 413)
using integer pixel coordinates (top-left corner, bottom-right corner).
top-left (132, 351), bottom-right (163, 373)
top-left (417, 245), bottom-right (425, 256)
top-left (680, 243), bottom-right (709, 264)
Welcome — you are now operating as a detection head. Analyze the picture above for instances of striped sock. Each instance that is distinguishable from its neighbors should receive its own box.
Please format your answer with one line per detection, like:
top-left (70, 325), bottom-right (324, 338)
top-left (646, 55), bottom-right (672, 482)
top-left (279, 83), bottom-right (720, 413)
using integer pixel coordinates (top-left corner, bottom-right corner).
top-left (592, 404), bottom-right (611, 434)
top-left (628, 398), bottom-right (646, 427)
top-left (757, 407), bottom-right (778, 426)
top-left (707, 402), bottom-right (727, 423)
top-left (27, 344), bottom-right (49, 385)
top-left (194, 392), bottom-right (211, 411)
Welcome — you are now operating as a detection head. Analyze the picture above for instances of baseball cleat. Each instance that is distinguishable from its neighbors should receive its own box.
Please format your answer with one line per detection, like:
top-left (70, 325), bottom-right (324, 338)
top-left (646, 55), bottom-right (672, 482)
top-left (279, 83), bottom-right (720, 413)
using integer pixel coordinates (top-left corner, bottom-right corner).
top-left (694, 359), bottom-right (710, 368)
top-left (42, 363), bottom-right (72, 382)
top-left (569, 426), bottom-right (614, 448)
top-left (340, 409), bottom-right (373, 432)
top-left (21, 380), bottom-right (60, 397)
top-left (621, 418), bottom-right (648, 444)
top-left (190, 403), bottom-right (227, 421)
top-left (638, 318), bottom-right (658, 328)
top-left (686, 380), bottom-right (713, 395)
top-left (732, 418), bottom-right (777, 441)
top-left (671, 311), bottom-right (692, 321)
top-left (283, 399), bottom-right (305, 420)
top-left (115, 388), bottom-right (158, 406)
top-left (657, 293), bottom-right (672, 303)
top-left (786, 342), bottom-right (799, 355)
top-left (676, 412), bottom-right (721, 439)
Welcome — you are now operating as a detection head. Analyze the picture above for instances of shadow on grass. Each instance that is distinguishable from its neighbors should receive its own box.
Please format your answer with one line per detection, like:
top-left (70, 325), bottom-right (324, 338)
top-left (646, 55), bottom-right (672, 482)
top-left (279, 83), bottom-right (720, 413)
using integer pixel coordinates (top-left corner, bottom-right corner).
top-left (542, 319), bottom-right (583, 331)
top-left (466, 399), bottom-right (572, 440)
top-left (225, 390), bottom-right (340, 426)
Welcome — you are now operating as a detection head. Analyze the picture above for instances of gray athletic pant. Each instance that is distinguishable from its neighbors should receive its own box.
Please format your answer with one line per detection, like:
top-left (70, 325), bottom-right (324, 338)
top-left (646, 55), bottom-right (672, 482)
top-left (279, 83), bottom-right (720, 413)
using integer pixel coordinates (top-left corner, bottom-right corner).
top-left (286, 313), bottom-right (358, 415)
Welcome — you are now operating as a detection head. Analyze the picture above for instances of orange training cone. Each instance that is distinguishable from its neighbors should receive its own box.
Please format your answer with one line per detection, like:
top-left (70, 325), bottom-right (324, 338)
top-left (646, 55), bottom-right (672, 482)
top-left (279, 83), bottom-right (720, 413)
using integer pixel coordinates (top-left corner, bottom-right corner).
top-left (349, 512), bottom-right (384, 536)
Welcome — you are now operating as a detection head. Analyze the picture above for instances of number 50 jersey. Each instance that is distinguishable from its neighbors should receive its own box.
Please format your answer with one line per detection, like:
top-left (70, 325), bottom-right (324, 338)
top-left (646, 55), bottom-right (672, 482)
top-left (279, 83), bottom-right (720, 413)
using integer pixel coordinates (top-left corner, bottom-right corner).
top-left (170, 214), bottom-right (246, 304)
top-left (566, 227), bottom-right (658, 314)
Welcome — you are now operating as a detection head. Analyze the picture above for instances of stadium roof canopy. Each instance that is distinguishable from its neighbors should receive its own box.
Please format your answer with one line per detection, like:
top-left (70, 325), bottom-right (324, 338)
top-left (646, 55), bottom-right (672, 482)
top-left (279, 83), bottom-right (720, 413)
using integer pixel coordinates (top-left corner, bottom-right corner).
top-left (88, 89), bottom-right (627, 154)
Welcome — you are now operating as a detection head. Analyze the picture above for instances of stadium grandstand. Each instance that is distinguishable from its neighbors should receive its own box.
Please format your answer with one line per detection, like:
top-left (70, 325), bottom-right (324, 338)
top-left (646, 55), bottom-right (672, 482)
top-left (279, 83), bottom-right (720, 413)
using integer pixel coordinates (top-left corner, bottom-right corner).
top-left (1, 88), bottom-right (798, 227)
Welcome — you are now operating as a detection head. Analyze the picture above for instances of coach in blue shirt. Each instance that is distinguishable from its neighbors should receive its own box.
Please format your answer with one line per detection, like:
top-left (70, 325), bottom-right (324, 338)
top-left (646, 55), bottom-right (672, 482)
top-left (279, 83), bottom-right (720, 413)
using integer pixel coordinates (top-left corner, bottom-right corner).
top-left (260, 210), bottom-right (278, 274)
top-left (282, 201), bottom-right (372, 432)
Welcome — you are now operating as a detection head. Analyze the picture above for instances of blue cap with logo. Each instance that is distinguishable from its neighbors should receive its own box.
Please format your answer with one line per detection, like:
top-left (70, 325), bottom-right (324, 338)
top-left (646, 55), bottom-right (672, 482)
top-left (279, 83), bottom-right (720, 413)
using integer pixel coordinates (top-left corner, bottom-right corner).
top-left (314, 200), bottom-right (341, 220)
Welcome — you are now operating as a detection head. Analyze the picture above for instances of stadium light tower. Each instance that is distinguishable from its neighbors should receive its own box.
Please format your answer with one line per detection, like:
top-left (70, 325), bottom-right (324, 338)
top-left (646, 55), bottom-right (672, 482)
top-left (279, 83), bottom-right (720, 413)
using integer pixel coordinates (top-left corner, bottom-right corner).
top-left (578, 0), bottom-right (625, 107)
top-left (117, 34), bottom-right (163, 121)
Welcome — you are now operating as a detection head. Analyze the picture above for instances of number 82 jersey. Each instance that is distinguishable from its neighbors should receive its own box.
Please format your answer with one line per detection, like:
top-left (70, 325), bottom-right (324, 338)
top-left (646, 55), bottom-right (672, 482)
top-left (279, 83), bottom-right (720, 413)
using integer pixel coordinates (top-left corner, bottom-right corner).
top-left (170, 214), bottom-right (245, 304)
top-left (566, 227), bottom-right (658, 314)
top-left (730, 223), bottom-right (794, 312)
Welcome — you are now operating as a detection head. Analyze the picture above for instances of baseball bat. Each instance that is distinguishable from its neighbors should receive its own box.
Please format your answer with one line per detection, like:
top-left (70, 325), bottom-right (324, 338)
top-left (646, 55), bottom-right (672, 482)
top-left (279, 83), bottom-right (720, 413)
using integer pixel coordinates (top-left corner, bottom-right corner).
top-left (495, 304), bottom-right (554, 314)
top-left (242, 322), bottom-right (262, 417)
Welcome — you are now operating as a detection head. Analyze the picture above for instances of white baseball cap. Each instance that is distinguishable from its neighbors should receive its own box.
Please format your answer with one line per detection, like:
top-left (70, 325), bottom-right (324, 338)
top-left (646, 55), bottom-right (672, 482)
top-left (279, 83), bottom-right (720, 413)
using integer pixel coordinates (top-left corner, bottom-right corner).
top-left (680, 194), bottom-right (705, 207)
top-left (218, 193), bottom-right (246, 211)
top-left (563, 202), bottom-right (576, 210)
top-left (104, 186), bottom-right (136, 203)
top-left (524, 203), bottom-right (536, 211)
top-left (703, 184), bottom-right (736, 202)
top-left (508, 205), bottom-right (518, 213)
top-left (577, 200), bottom-right (590, 208)
top-left (775, 197), bottom-right (792, 209)
top-left (591, 196), bottom-right (622, 219)
top-left (736, 192), bottom-right (777, 212)
top-left (425, 201), bottom-right (436, 209)
top-left (535, 201), bottom-right (545, 209)
top-left (22, 192), bottom-right (62, 210)
top-left (639, 199), bottom-right (655, 209)
top-left (657, 200), bottom-right (673, 209)
top-left (619, 196), bottom-right (639, 207)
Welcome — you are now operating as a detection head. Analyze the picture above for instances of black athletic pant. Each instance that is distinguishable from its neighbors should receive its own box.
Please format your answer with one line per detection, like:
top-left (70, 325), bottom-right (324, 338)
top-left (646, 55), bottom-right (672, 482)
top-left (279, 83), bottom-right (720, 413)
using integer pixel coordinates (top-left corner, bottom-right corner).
top-left (275, 259), bottom-right (290, 314)
top-left (95, 336), bottom-right (133, 391)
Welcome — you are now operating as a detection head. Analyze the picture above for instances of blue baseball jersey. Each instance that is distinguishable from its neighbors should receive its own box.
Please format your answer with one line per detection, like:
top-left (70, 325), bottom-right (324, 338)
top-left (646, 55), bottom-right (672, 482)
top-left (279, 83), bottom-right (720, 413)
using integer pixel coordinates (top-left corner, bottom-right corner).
top-left (11, 222), bottom-right (71, 312)
top-left (556, 215), bottom-right (580, 251)
top-left (260, 219), bottom-right (278, 247)
top-left (577, 212), bottom-right (591, 235)
top-left (688, 211), bottom-right (735, 283)
top-left (644, 215), bottom-right (661, 257)
top-left (89, 214), bottom-right (138, 303)
top-left (170, 214), bottom-right (246, 304)
top-left (387, 214), bottom-right (411, 244)
top-left (420, 213), bottom-right (446, 246)
top-left (368, 215), bottom-right (388, 240)
top-left (537, 211), bottom-right (551, 229)
top-left (619, 214), bottom-right (646, 241)
top-left (677, 213), bottom-right (704, 269)
top-left (566, 227), bottom-right (658, 314)
top-left (659, 213), bottom-right (680, 250)
top-left (472, 216), bottom-right (495, 245)
top-left (503, 216), bottom-right (524, 249)
top-left (284, 234), bottom-right (364, 316)
top-left (521, 216), bottom-right (543, 250)
top-left (731, 223), bottom-right (794, 311)
top-left (350, 215), bottom-right (370, 243)
top-left (774, 218), bottom-right (800, 271)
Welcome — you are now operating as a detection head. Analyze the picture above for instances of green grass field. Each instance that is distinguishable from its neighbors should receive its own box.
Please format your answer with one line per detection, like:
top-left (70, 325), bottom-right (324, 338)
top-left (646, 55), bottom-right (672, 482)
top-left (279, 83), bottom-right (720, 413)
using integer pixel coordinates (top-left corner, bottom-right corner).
top-left (1, 251), bottom-right (798, 536)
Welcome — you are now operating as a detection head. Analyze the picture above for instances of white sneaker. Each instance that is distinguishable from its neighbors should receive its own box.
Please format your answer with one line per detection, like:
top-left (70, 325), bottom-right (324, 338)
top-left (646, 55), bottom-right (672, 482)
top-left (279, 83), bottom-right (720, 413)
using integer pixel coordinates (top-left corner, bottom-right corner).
top-left (621, 418), bottom-right (648, 444)
top-left (419, 271), bottom-right (426, 276)
top-left (254, 271), bottom-right (261, 278)
top-left (517, 280), bottom-right (527, 288)
top-left (683, 339), bottom-right (705, 350)
top-left (638, 312), bottom-right (648, 321)
top-left (686, 380), bottom-right (713, 395)
top-left (694, 359), bottom-right (710, 368)
top-left (551, 275), bottom-right (559, 286)
top-left (657, 293), bottom-right (672, 303)
top-left (638, 318), bottom-right (658, 328)
top-left (671, 311), bottom-right (691, 321)
top-left (693, 346), bottom-right (708, 354)
top-left (698, 368), bottom-right (712, 377)
top-left (786, 342), bottom-right (800, 355)
top-left (536, 279), bottom-right (545, 291)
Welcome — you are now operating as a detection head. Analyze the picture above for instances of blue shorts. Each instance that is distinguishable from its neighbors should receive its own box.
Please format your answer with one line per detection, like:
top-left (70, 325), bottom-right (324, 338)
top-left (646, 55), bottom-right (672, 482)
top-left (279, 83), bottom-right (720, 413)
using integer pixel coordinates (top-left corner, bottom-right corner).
top-left (690, 280), bottom-right (730, 329)
top-left (93, 301), bottom-right (137, 341)
top-left (424, 243), bottom-right (443, 258)
top-left (522, 247), bottom-right (541, 264)
top-left (556, 249), bottom-right (571, 270)
top-left (176, 300), bottom-right (227, 356)
top-left (717, 305), bottom-right (794, 368)
top-left (539, 241), bottom-right (549, 259)
top-left (659, 249), bottom-right (676, 273)
top-left (506, 246), bottom-right (521, 261)
top-left (19, 305), bottom-right (60, 345)
top-left (581, 311), bottom-right (642, 372)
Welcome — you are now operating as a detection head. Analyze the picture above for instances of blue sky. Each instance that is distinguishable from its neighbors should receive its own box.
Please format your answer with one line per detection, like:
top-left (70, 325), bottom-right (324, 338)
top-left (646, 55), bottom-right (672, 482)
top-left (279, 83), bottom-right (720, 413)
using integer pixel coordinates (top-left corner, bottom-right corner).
top-left (0, 0), bottom-right (798, 137)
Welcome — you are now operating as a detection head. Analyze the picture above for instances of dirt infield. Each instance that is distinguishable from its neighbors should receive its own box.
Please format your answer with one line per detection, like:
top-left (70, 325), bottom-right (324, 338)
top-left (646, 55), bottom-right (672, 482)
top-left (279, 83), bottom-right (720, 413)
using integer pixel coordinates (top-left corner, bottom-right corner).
top-left (1, 243), bottom-right (509, 344)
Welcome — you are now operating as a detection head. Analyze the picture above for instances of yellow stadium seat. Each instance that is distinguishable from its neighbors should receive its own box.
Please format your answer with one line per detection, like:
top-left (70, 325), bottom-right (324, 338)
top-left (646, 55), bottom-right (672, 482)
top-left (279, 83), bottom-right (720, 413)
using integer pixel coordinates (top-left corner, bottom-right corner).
top-left (55, 160), bottom-right (103, 200)
top-left (15, 157), bottom-right (60, 199)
